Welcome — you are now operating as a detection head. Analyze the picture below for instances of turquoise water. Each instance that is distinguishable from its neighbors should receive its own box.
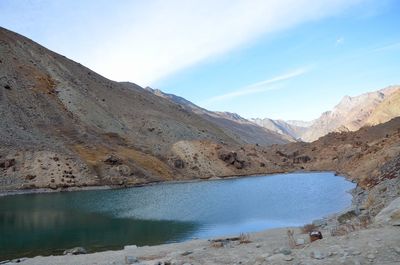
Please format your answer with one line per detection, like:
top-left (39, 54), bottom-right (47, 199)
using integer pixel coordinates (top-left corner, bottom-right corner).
top-left (0, 172), bottom-right (354, 260)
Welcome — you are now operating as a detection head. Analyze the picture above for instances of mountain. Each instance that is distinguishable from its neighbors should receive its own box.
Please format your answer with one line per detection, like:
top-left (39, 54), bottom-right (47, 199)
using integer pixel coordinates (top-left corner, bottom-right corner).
top-left (140, 86), bottom-right (294, 144)
top-left (254, 86), bottom-right (400, 142)
top-left (1, 26), bottom-right (399, 194)
top-left (301, 86), bottom-right (400, 141)
top-left (251, 118), bottom-right (311, 140)
top-left (0, 27), bottom-right (289, 191)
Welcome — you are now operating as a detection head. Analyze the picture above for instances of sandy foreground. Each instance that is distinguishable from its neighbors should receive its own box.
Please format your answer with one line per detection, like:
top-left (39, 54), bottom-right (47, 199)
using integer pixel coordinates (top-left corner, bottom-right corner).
top-left (3, 224), bottom-right (399, 265)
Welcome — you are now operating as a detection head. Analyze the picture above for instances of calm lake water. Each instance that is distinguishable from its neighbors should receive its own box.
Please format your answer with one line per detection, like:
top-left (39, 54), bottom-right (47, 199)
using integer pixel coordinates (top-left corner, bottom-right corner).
top-left (0, 172), bottom-right (355, 260)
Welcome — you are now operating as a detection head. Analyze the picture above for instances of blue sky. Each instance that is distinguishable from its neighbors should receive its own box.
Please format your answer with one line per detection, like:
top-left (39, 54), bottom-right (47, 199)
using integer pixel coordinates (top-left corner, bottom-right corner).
top-left (0, 0), bottom-right (399, 120)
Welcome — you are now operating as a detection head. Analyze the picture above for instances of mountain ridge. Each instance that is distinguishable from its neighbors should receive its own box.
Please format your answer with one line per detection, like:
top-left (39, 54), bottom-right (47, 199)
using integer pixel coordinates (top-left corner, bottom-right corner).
top-left (254, 85), bottom-right (400, 141)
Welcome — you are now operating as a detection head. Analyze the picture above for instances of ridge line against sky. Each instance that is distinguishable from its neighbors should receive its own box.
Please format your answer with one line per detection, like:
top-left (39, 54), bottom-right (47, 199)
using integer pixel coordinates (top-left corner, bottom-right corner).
top-left (0, 0), bottom-right (399, 120)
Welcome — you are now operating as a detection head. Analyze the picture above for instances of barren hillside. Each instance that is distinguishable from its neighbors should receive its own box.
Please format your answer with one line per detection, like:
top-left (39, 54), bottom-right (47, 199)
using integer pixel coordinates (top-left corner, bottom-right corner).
top-left (141, 86), bottom-right (294, 144)
top-left (301, 86), bottom-right (400, 141)
top-left (1, 26), bottom-right (399, 195)
top-left (0, 27), bottom-right (288, 191)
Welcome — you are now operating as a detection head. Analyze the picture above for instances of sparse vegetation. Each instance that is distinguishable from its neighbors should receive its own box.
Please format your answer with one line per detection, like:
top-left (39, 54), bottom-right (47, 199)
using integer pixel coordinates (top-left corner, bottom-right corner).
top-left (364, 193), bottom-right (376, 209)
top-left (239, 233), bottom-right (251, 244)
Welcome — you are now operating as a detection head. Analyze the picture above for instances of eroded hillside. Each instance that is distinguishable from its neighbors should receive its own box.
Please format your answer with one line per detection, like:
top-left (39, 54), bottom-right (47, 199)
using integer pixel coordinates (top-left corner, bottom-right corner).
top-left (0, 27), bottom-right (289, 191)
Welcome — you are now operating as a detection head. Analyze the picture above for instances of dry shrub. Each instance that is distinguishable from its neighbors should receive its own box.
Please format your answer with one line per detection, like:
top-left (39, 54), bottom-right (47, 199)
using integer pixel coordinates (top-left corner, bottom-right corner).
top-left (239, 233), bottom-right (251, 244)
top-left (363, 194), bottom-right (376, 209)
top-left (301, 223), bottom-right (318, 234)
top-left (287, 229), bottom-right (296, 248)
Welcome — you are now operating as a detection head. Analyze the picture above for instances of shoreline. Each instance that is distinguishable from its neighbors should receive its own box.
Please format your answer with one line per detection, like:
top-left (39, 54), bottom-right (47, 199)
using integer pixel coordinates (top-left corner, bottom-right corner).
top-left (0, 169), bottom-right (343, 197)
top-left (5, 224), bottom-right (399, 265)
top-left (0, 170), bottom-right (362, 263)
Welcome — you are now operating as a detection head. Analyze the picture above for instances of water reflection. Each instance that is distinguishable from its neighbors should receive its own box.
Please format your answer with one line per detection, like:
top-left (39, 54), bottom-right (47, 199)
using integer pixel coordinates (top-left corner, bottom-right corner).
top-left (0, 204), bottom-right (198, 260)
top-left (0, 172), bottom-right (354, 261)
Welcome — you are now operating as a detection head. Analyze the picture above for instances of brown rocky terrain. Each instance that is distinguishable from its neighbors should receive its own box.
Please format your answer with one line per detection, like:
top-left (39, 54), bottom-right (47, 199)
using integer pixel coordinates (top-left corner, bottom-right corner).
top-left (0, 27), bottom-right (290, 192)
top-left (1, 26), bottom-right (399, 202)
top-left (142, 86), bottom-right (295, 144)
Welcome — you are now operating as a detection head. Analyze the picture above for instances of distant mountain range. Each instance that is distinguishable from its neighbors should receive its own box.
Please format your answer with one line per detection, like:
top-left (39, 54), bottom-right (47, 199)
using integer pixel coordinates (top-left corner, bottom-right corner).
top-left (252, 85), bottom-right (400, 142)
top-left (141, 86), bottom-right (293, 144)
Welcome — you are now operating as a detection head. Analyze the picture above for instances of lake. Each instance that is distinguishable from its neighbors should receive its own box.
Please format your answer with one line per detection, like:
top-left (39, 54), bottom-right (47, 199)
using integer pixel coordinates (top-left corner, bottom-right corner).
top-left (0, 172), bottom-right (355, 260)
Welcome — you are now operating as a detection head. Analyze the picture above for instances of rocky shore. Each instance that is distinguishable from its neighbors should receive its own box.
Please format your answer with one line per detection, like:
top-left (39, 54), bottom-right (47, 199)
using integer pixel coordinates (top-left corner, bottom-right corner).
top-left (4, 221), bottom-right (399, 265)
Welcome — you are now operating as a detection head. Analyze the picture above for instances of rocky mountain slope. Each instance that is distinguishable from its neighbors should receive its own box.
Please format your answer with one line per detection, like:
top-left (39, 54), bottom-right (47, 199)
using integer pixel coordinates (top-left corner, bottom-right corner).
top-left (254, 86), bottom-right (400, 142)
top-left (301, 86), bottom-right (400, 141)
top-left (0, 27), bottom-right (290, 192)
top-left (1, 26), bottom-right (399, 196)
top-left (251, 118), bottom-right (311, 140)
top-left (141, 86), bottom-right (294, 144)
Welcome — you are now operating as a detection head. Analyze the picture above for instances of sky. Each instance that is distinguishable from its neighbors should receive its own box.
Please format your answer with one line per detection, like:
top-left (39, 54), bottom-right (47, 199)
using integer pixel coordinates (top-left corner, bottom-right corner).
top-left (0, 0), bottom-right (399, 121)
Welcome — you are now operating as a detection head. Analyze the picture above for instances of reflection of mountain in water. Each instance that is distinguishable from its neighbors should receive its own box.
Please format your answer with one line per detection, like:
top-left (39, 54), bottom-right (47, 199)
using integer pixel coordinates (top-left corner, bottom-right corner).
top-left (0, 172), bottom-right (354, 261)
top-left (0, 204), bottom-right (198, 260)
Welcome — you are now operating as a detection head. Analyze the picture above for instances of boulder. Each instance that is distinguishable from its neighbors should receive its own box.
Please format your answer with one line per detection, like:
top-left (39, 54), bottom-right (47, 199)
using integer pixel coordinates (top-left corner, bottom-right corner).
top-left (234, 160), bottom-right (244, 169)
top-left (0, 158), bottom-right (15, 169)
top-left (104, 154), bottom-right (122, 165)
top-left (63, 247), bottom-right (87, 255)
top-left (125, 255), bottom-right (138, 264)
top-left (174, 159), bottom-right (185, 169)
top-left (293, 155), bottom-right (311, 163)
top-left (375, 197), bottom-right (400, 226)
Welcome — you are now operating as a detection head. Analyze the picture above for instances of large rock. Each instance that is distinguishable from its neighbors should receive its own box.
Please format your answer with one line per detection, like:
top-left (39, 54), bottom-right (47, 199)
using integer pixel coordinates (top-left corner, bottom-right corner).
top-left (63, 247), bottom-right (87, 255)
top-left (375, 197), bottom-right (400, 226)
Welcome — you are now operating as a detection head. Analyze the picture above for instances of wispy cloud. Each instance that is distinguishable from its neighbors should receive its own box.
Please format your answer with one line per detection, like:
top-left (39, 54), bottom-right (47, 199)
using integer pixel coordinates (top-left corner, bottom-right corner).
top-left (371, 41), bottom-right (400, 52)
top-left (204, 67), bottom-right (309, 104)
top-left (0, 0), bottom-right (363, 85)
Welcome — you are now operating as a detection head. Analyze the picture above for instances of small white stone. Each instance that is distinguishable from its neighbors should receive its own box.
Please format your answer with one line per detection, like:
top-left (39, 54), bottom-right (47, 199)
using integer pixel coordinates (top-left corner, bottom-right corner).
top-left (124, 245), bottom-right (138, 251)
top-left (283, 255), bottom-right (294, 261)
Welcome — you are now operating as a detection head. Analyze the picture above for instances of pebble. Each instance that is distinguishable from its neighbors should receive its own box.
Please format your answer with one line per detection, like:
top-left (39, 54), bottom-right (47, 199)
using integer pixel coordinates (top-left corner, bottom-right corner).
top-left (267, 253), bottom-right (285, 262)
top-left (124, 245), bottom-right (138, 251)
top-left (311, 250), bottom-right (326, 260)
top-left (350, 249), bottom-right (361, 256)
top-left (366, 253), bottom-right (375, 260)
top-left (125, 256), bottom-right (138, 264)
top-left (283, 255), bottom-right (294, 261)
